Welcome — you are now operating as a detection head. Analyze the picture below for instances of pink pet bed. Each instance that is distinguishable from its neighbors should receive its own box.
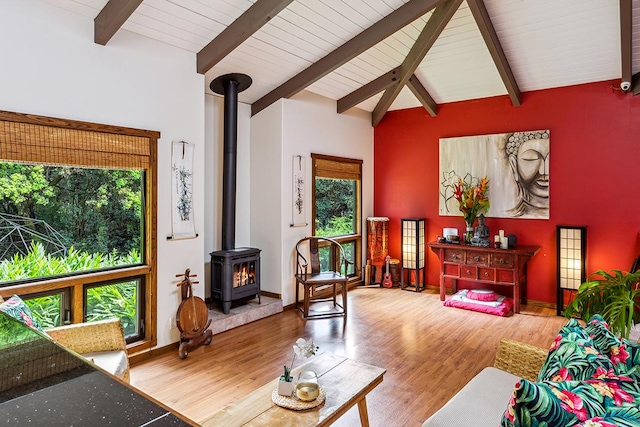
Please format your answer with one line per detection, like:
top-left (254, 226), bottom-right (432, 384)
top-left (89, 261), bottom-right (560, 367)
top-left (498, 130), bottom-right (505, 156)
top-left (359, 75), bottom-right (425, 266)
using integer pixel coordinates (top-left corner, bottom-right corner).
top-left (443, 289), bottom-right (513, 317)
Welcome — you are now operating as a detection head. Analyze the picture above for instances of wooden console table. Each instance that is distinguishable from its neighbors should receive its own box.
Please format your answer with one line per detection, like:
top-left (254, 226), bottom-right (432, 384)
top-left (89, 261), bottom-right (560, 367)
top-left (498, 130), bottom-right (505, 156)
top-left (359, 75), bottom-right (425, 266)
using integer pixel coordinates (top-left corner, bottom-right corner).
top-left (428, 242), bottom-right (541, 313)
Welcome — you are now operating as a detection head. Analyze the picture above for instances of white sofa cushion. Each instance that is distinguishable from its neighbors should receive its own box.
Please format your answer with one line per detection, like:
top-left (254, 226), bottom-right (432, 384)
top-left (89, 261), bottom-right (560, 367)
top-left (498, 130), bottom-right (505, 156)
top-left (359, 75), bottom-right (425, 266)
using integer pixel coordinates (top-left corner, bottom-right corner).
top-left (82, 350), bottom-right (129, 380)
top-left (422, 367), bottom-right (519, 427)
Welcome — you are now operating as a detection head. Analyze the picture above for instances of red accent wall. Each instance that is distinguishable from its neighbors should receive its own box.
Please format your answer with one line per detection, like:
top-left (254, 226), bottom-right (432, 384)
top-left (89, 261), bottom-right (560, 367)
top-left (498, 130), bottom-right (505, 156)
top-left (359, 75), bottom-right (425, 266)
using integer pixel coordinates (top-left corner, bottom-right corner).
top-left (374, 80), bottom-right (640, 304)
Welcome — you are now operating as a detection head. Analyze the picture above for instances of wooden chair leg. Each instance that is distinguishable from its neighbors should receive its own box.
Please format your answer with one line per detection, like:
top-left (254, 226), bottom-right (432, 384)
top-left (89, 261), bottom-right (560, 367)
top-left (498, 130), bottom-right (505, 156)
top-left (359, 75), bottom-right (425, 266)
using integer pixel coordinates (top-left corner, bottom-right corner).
top-left (332, 283), bottom-right (337, 307)
top-left (342, 282), bottom-right (347, 316)
top-left (304, 285), bottom-right (311, 318)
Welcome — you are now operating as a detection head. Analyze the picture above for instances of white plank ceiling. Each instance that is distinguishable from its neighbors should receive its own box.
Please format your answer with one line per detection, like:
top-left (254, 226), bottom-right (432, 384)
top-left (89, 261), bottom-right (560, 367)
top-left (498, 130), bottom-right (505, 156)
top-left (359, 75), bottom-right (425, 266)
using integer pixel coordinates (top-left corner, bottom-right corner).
top-left (42, 0), bottom-right (638, 119)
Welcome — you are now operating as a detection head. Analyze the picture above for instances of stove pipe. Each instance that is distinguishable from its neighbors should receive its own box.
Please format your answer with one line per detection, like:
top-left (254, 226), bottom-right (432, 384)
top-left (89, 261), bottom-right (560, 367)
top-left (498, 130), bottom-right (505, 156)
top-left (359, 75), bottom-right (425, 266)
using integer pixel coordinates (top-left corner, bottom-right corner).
top-left (209, 73), bottom-right (252, 251)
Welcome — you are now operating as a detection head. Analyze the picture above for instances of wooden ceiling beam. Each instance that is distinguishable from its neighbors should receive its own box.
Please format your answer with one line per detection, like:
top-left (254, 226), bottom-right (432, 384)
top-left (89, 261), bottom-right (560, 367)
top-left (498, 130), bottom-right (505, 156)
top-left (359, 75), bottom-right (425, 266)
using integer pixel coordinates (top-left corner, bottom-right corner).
top-left (251, 0), bottom-right (444, 117)
top-left (620, 0), bottom-right (633, 90)
top-left (197, 0), bottom-right (294, 74)
top-left (407, 75), bottom-right (438, 116)
top-left (631, 72), bottom-right (640, 95)
top-left (94, 0), bottom-right (143, 45)
top-left (337, 68), bottom-right (400, 113)
top-left (467, 0), bottom-right (521, 106)
top-left (372, 0), bottom-right (461, 126)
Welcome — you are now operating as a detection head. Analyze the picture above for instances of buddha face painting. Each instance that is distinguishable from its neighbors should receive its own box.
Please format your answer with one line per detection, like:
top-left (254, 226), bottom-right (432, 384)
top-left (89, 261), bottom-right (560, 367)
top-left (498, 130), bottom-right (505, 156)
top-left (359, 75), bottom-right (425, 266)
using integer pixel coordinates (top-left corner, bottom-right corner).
top-left (505, 130), bottom-right (550, 217)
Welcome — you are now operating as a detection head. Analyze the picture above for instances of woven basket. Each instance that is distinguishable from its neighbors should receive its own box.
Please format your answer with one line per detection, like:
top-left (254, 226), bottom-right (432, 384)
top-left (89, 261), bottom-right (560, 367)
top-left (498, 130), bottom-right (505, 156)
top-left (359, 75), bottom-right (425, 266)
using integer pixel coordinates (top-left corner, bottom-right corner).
top-left (271, 388), bottom-right (326, 411)
top-left (493, 338), bottom-right (548, 382)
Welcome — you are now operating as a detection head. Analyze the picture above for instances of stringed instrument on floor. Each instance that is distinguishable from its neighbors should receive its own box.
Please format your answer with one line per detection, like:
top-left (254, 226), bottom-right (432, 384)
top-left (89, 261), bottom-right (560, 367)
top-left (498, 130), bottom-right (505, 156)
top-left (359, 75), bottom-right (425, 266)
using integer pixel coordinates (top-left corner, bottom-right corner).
top-left (176, 268), bottom-right (213, 359)
top-left (382, 256), bottom-right (393, 288)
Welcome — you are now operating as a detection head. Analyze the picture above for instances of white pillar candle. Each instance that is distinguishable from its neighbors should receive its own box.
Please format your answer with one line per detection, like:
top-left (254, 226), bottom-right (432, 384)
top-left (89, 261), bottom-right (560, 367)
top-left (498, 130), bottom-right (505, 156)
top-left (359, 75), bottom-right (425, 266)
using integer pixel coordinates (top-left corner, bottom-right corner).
top-left (494, 235), bottom-right (500, 243)
top-left (499, 229), bottom-right (505, 239)
top-left (501, 237), bottom-right (508, 249)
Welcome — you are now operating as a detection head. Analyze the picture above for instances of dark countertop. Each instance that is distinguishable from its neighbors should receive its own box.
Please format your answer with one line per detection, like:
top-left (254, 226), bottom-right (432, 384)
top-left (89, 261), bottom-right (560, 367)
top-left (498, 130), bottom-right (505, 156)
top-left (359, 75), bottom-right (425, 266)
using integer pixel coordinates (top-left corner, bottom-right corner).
top-left (0, 312), bottom-right (195, 426)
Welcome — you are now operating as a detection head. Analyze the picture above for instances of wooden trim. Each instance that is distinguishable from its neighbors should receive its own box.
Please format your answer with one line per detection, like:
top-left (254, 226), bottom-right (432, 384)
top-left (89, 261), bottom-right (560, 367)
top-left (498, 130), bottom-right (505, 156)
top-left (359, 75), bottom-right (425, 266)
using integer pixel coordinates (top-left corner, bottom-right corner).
top-left (0, 110), bottom-right (160, 139)
top-left (619, 0), bottom-right (633, 88)
top-left (372, 0), bottom-right (461, 126)
top-left (94, 0), bottom-right (144, 45)
top-left (146, 134), bottom-right (158, 349)
top-left (129, 341), bottom-right (179, 366)
top-left (251, 0), bottom-right (442, 116)
top-left (197, 0), bottom-right (294, 74)
top-left (337, 68), bottom-right (400, 114)
top-left (467, 0), bottom-right (521, 106)
top-left (407, 75), bottom-right (438, 117)
top-left (0, 266), bottom-right (152, 298)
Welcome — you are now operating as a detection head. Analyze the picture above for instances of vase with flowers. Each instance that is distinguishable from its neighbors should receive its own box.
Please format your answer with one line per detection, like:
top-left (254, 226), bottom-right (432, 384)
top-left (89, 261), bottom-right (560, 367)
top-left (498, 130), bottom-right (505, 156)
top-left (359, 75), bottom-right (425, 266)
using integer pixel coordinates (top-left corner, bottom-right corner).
top-left (278, 337), bottom-right (319, 396)
top-left (453, 176), bottom-right (490, 244)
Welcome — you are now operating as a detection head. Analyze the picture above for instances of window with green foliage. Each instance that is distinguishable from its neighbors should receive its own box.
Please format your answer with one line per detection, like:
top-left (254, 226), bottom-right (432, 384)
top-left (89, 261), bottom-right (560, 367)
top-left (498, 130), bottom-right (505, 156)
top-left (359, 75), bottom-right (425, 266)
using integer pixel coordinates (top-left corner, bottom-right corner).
top-left (0, 111), bottom-right (158, 351)
top-left (0, 164), bottom-right (143, 282)
top-left (86, 279), bottom-right (143, 341)
top-left (23, 290), bottom-right (67, 329)
top-left (312, 154), bottom-right (362, 279)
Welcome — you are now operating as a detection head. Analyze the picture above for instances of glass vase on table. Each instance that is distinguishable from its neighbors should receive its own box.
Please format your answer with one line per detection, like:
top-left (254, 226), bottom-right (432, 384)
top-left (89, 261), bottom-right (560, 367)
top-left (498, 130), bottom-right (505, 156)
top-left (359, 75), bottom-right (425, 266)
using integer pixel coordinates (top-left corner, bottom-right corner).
top-left (464, 218), bottom-right (475, 244)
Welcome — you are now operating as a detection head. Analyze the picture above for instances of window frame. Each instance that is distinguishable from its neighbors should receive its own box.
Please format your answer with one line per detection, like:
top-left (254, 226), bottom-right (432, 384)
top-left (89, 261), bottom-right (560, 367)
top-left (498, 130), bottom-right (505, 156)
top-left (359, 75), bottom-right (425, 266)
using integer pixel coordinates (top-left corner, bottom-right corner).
top-left (311, 153), bottom-right (362, 284)
top-left (0, 110), bottom-right (158, 353)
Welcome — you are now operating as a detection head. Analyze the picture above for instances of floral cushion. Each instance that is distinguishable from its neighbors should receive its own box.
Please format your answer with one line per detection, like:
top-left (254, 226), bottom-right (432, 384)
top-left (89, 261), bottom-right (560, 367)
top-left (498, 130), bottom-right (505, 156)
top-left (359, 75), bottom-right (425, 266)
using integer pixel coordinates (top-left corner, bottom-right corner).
top-left (502, 315), bottom-right (640, 427)
top-left (0, 295), bottom-right (44, 332)
top-left (537, 318), bottom-right (616, 382)
top-left (500, 376), bottom-right (640, 427)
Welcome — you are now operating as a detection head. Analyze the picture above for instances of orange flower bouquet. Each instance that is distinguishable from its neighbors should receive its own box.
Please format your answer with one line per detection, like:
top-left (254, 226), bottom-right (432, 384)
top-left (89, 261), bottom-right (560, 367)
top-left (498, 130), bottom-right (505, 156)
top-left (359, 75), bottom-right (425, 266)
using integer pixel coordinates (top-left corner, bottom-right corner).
top-left (453, 176), bottom-right (490, 229)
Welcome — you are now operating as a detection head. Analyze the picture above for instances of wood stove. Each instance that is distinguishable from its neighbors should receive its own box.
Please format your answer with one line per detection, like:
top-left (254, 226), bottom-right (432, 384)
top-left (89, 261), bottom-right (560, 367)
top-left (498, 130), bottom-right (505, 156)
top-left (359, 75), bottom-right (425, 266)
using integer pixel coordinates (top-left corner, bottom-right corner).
top-left (210, 248), bottom-right (261, 314)
top-left (209, 73), bottom-right (261, 314)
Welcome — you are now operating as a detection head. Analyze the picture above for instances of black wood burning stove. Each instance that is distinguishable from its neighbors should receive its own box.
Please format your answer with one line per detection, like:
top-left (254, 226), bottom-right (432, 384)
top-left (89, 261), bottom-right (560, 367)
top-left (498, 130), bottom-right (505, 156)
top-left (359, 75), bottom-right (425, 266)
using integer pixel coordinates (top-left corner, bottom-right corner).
top-left (209, 73), bottom-right (261, 314)
top-left (210, 248), bottom-right (261, 314)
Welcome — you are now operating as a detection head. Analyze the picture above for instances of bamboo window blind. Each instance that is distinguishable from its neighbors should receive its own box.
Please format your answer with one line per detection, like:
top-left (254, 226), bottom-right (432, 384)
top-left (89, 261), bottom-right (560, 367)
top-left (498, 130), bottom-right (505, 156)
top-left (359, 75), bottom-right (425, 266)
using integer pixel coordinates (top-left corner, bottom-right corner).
top-left (0, 111), bottom-right (158, 169)
top-left (313, 154), bottom-right (362, 181)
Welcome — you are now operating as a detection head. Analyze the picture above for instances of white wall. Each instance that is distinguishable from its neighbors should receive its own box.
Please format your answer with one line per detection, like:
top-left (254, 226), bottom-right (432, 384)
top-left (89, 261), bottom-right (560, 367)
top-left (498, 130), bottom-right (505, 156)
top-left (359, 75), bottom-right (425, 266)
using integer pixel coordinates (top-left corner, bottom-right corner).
top-left (251, 91), bottom-right (374, 305)
top-left (1, 0), bottom-right (204, 348)
top-left (3, 0), bottom-right (374, 348)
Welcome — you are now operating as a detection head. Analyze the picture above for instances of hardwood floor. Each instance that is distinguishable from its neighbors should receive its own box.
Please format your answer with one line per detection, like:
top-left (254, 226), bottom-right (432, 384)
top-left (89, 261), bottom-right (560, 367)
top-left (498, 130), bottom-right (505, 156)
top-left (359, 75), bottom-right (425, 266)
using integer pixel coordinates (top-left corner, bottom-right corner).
top-left (131, 287), bottom-right (567, 426)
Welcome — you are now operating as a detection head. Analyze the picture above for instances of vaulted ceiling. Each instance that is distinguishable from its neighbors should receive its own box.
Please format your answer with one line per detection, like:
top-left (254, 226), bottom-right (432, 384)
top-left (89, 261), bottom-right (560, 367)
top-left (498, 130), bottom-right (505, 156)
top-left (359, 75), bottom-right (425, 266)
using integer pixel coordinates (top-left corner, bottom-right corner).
top-left (44, 0), bottom-right (640, 126)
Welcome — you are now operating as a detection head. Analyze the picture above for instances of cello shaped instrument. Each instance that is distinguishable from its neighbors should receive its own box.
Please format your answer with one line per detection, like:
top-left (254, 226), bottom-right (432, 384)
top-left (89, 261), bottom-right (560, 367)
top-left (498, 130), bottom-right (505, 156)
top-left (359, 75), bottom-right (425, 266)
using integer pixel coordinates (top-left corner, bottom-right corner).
top-left (176, 268), bottom-right (213, 359)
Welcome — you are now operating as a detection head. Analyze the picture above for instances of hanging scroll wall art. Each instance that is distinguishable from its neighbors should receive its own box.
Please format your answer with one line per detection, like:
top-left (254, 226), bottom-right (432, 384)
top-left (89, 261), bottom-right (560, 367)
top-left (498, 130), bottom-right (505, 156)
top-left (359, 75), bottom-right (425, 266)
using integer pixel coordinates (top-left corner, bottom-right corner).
top-left (291, 155), bottom-right (307, 227)
top-left (170, 140), bottom-right (197, 239)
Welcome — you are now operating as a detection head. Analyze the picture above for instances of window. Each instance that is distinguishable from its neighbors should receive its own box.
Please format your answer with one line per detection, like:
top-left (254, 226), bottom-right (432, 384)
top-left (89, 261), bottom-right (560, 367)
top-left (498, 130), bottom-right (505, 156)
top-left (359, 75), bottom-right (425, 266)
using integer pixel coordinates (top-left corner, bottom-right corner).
top-left (0, 110), bottom-right (158, 351)
top-left (312, 154), bottom-right (362, 281)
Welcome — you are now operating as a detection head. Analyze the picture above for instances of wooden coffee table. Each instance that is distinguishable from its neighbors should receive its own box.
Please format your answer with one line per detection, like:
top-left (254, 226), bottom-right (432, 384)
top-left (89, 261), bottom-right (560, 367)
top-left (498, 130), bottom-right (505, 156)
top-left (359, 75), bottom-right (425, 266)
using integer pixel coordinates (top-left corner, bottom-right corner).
top-left (200, 353), bottom-right (385, 427)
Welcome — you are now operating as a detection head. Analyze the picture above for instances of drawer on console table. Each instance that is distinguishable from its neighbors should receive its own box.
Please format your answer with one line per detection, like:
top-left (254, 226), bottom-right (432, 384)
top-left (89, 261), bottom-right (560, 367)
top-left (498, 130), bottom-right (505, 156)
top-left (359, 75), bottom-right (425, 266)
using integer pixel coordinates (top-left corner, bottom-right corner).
top-left (444, 248), bottom-right (465, 263)
top-left (443, 263), bottom-right (460, 277)
top-left (460, 265), bottom-right (477, 279)
top-left (478, 268), bottom-right (495, 281)
top-left (466, 251), bottom-right (489, 266)
top-left (491, 253), bottom-right (514, 268)
top-left (496, 269), bottom-right (515, 283)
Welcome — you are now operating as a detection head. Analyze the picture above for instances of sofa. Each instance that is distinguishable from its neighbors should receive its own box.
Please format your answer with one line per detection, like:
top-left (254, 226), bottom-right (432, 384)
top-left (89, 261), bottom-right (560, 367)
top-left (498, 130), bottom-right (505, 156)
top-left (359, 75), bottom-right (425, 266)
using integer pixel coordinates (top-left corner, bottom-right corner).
top-left (424, 315), bottom-right (640, 426)
top-left (0, 295), bottom-right (130, 382)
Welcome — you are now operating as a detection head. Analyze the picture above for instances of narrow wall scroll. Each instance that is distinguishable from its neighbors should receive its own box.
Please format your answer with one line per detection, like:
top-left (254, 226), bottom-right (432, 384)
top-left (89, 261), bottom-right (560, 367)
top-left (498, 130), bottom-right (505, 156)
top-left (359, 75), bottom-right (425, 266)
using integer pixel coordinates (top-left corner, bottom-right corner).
top-left (291, 155), bottom-right (307, 227)
top-left (170, 140), bottom-right (197, 240)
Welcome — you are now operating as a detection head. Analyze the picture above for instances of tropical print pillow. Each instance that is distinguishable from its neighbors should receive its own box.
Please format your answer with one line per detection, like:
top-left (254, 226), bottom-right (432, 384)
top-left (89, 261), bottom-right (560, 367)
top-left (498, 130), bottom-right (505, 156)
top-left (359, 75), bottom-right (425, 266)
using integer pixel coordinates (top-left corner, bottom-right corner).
top-left (0, 294), bottom-right (44, 332)
top-left (584, 315), bottom-right (640, 379)
top-left (500, 375), bottom-right (640, 427)
top-left (570, 407), bottom-right (640, 427)
top-left (537, 318), bottom-right (616, 382)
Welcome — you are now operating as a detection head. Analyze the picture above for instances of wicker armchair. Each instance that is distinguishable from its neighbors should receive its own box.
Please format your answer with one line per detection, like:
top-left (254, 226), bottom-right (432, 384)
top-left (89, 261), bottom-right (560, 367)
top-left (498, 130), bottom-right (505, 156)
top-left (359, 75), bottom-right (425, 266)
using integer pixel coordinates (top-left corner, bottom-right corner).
top-left (46, 318), bottom-right (130, 382)
top-left (493, 338), bottom-right (548, 382)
